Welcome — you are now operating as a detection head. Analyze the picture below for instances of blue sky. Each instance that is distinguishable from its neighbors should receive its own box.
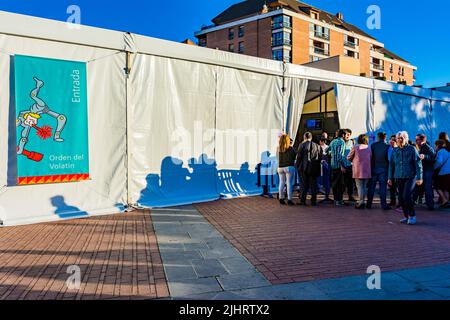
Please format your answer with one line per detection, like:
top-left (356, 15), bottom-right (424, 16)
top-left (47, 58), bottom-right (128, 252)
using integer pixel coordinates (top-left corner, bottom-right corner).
top-left (0, 0), bottom-right (448, 87)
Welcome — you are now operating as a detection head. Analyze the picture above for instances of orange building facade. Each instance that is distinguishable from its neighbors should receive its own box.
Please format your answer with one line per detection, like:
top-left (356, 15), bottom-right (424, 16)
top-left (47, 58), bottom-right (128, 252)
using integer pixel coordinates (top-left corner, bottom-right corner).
top-left (195, 1), bottom-right (416, 85)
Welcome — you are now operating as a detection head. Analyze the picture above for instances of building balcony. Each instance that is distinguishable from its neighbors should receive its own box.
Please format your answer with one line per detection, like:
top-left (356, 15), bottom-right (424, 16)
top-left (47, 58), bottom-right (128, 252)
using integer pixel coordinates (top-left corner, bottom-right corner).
top-left (344, 41), bottom-right (357, 49)
top-left (272, 39), bottom-right (292, 47)
top-left (370, 47), bottom-right (385, 58)
top-left (311, 46), bottom-right (329, 56)
top-left (344, 52), bottom-right (358, 59)
top-left (313, 31), bottom-right (329, 41)
top-left (371, 63), bottom-right (384, 71)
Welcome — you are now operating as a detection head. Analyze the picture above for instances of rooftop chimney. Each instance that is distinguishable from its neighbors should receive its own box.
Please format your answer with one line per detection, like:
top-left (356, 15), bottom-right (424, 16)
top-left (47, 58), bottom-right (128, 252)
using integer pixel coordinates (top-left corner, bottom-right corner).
top-left (336, 12), bottom-right (344, 20)
top-left (262, 3), bottom-right (269, 14)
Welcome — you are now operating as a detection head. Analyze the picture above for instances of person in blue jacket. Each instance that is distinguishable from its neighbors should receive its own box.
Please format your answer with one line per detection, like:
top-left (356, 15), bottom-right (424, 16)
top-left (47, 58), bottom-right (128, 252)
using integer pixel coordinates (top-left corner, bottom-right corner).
top-left (388, 131), bottom-right (423, 225)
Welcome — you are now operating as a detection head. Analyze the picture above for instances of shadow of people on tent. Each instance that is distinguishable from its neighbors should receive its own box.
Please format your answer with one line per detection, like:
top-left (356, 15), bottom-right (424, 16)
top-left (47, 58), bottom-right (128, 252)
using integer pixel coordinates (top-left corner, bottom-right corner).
top-left (216, 162), bottom-right (260, 197)
top-left (138, 154), bottom-right (219, 207)
top-left (216, 150), bottom-right (275, 197)
top-left (160, 156), bottom-right (192, 195)
top-left (50, 196), bottom-right (88, 219)
top-left (259, 150), bottom-right (279, 194)
top-left (187, 154), bottom-right (218, 189)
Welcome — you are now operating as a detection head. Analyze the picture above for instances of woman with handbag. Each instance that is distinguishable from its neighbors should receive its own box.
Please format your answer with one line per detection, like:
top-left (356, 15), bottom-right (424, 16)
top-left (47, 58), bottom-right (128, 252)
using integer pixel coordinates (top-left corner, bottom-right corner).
top-left (434, 140), bottom-right (450, 209)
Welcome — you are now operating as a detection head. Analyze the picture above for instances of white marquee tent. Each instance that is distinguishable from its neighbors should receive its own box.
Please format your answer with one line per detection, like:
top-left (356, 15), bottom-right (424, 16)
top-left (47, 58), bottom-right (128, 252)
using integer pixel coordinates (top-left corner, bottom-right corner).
top-left (0, 11), bottom-right (449, 226)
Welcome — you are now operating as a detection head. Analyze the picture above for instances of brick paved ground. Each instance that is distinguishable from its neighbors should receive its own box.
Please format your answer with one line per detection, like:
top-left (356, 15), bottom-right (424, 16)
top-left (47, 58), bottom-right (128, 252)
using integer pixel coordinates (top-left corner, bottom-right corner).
top-left (0, 210), bottom-right (168, 300)
top-left (195, 197), bottom-right (450, 285)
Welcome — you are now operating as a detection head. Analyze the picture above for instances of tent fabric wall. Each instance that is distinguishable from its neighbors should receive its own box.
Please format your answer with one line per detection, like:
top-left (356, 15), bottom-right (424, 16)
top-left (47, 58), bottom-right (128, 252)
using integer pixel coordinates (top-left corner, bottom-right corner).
top-left (215, 67), bottom-right (284, 197)
top-left (0, 33), bottom-right (127, 226)
top-left (335, 84), bottom-right (374, 137)
top-left (432, 101), bottom-right (450, 139)
top-left (335, 85), bottom-right (437, 141)
top-left (432, 90), bottom-right (450, 103)
top-left (284, 77), bottom-right (308, 138)
top-left (373, 90), bottom-right (433, 140)
top-left (129, 54), bottom-right (219, 208)
top-left (129, 58), bottom-right (286, 205)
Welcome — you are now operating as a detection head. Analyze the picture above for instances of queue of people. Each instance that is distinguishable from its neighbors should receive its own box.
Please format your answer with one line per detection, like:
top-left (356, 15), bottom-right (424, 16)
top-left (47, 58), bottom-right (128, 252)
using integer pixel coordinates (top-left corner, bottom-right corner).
top-left (277, 129), bottom-right (450, 226)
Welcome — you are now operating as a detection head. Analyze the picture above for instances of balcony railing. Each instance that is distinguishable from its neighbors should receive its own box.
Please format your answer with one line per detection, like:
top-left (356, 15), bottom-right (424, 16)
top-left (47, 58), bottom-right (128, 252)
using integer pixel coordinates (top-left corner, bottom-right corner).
top-left (314, 31), bottom-right (329, 40)
top-left (344, 52), bottom-right (358, 59)
top-left (371, 63), bottom-right (384, 71)
top-left (344, 41), bottom-right (357, 49)
top-left (272, 22), bottom-right (292, 30)
top-left (272, 39), bottom-right (292, 47)
top-left (370, 47), bottom-right (384, 55)
top-left (311, 46), bottom-right (329, 56)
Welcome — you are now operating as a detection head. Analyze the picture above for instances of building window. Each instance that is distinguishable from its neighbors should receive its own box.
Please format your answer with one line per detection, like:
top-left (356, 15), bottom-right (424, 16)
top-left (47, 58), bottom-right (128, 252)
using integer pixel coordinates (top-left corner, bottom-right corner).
top-left (371, 58), bottom-right (384, 71)
top-left (198, 37), bottom-right (207, 47)
top-left (389, 64), bottom-right (393, 73)
top-left (272, 15), bottom-right (291, 29)
top-left (311, 40), bottom-right (329, 56)
top-left (272, 49), bottom-right (291, 63)
top-left (272, 31), bottom-right (291, 46)
top-left (309, 55), bottom-right (321, 62)
top-left (273, 49), bottom-right (283, 61)
top-left (228, 43), bottom-right (234, 52)
top-left (311, 24), bottom-right (329, 40)
top-left (311, 11), bottom-right (319, 20)
top-left (238, 42), bottom-right (244, 54)
top-left (238, 25), bottom-right (245, 38)
top-left (344, 35), bottom-right (358, 48)
top-left (344, 50), bottom-right (358, 59)
top-left (228, 28), bottom-right (234, 40)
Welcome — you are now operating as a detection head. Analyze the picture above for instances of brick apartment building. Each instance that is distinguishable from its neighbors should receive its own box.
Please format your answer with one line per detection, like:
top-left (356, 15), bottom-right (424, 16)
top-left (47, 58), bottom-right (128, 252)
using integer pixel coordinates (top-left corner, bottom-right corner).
top-left (195, 0), bottom-right (416, 85)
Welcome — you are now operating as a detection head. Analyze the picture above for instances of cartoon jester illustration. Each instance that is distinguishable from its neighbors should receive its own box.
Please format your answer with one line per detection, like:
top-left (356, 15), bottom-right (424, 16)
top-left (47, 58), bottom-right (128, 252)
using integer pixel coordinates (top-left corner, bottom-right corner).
top-left (16, 77), bottom-right (67, 162)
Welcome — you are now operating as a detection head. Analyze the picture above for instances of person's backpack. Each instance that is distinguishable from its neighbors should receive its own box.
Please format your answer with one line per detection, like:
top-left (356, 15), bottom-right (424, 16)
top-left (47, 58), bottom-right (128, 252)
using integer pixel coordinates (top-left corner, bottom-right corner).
top-left (304, 142), bottom-right (321, 177)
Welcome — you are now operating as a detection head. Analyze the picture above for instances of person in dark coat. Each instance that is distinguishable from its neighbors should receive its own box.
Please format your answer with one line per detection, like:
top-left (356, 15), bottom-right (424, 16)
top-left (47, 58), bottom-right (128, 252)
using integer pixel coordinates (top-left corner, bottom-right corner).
top-left (296, 132), bottom-right (322, 206)
top-left (367, 132), bottom-right (390, 210)
top-left (414, 134), bottom-right (436, 210)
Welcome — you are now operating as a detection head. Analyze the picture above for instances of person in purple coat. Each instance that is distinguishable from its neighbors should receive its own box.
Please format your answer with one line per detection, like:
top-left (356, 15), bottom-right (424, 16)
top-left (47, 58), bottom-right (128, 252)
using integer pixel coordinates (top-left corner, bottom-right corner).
top-left (347, 134), bottom-right (372, 209)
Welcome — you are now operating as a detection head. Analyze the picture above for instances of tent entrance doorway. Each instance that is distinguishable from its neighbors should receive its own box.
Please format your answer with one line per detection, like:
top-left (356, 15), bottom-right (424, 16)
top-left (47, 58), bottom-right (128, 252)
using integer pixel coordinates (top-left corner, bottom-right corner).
top-left (294, 80), bottom-right (339, 147)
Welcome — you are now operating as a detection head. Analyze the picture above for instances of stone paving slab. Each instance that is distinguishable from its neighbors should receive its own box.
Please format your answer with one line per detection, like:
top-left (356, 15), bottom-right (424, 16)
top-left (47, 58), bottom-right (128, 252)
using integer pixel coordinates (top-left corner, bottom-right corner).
top-left (181, 264), bottom-right (450, 300)
top-left (191, 259), bottom-right (229, 278)
top-left (151, 206), bottom-right (271, 299)
top-left (168, 277), bottom-right (223, 298)
top-left (219, 257), bottom-right (257, 274)
top-left (164, 265), bottom-right (198, 281)
top-left (217, 271), bottom-right (271, 291)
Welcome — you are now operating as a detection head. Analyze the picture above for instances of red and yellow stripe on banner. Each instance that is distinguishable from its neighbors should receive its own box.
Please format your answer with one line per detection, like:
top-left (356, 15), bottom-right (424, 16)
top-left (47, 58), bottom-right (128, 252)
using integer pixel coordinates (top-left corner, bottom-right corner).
top-left (18, 174), bottom-right (90, 185)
